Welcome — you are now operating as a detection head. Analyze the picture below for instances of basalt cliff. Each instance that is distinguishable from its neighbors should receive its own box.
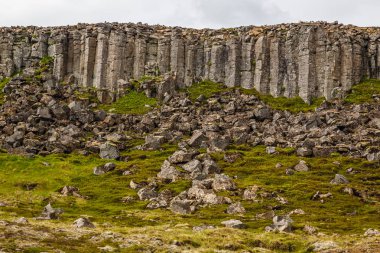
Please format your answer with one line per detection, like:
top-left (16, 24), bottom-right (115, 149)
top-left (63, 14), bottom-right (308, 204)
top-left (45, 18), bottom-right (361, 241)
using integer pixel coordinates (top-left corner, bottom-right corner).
top-left (1, 21), bottom-right (380, 102)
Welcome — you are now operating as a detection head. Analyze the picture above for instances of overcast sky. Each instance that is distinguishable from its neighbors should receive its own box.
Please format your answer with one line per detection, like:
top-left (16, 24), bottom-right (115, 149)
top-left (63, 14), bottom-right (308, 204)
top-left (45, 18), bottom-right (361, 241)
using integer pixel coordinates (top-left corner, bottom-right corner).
top-left (0, 0), bottom-right (379, 28)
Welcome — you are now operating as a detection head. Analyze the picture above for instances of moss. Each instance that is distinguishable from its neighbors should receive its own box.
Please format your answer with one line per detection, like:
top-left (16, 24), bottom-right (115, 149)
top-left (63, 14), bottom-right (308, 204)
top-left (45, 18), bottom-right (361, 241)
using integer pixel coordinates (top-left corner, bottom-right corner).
top-left (0, 77), bottom-right (11, 104)
top-left (186, 80), bottom-right (230, 101)
top-left (98, 90), bottom-right (157, 114)
top-left (344, 79), bottom-right (380, 104)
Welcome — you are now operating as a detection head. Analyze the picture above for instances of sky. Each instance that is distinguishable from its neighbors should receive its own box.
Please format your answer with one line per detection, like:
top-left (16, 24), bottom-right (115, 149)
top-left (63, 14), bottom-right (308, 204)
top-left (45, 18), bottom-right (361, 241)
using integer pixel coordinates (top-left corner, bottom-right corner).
top-left (0, 0), bottom-right (379, 28)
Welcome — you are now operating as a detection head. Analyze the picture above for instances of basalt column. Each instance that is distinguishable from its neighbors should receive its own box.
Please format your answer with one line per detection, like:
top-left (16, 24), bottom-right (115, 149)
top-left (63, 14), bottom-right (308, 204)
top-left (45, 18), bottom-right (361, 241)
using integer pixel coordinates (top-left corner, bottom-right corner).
top-left (298, 27), bottom-right (316, 103)
top-left (240, 36), bottom-right (255, 89)
top-left (254, 36), bottom-right (270, 94)
top-left (170, 31), bottom-right (185, 87)
top-left (225, 38), bottom-right (241, 87)
top-left (269, 35), bottom-right (285, 97)
top-left (80, 31), bottom-right (97, 87)
top-left (93, 28), bottom-right (110, 89)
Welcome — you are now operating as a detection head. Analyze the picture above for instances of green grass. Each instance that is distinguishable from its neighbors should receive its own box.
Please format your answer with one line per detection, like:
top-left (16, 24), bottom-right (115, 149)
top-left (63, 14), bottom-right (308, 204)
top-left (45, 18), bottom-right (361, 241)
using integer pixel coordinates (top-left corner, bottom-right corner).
top-left (0, 77), bottom-right (10, 104)
top-left (344, 79), bottom-right (380, 104)
top-left (0, 145), bottom-right (379, 251)
top-left (98, 90), bottom-right (157, 114)
top-left (241, 88), bottom-right (325, 113)
top-left (186, 80), bottom-right (230, 101)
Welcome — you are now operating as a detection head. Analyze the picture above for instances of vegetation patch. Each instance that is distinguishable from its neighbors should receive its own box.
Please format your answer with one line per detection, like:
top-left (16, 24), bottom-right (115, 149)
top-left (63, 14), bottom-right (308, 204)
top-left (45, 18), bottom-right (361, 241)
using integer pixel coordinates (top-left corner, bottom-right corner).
top-left (0, 77), bottom-right (10, 104)
top-left (98, 90), bottom-right (157, 114)
top-left (186, 80), bottom-right (230, 101)
top-left (344, 79), bottom-right (380, 104)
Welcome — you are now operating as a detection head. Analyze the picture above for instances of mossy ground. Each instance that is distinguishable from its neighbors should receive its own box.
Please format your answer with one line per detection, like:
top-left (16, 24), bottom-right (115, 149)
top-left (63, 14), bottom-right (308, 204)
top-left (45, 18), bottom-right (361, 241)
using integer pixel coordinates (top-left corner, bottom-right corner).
top-left (344, 79), bottom-right (380, 104)
top-left (0, 145), bottom-right (379, 252)
top-left (98, 90), bottom-right (157, 114)
top-left (0, 77), bottom-right (10, 104)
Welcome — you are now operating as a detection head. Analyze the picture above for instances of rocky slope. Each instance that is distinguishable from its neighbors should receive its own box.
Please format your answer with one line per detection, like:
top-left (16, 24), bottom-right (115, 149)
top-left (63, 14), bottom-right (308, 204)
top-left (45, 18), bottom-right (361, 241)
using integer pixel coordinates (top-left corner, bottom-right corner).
top-left (1, 22), bottom-right (380, 102)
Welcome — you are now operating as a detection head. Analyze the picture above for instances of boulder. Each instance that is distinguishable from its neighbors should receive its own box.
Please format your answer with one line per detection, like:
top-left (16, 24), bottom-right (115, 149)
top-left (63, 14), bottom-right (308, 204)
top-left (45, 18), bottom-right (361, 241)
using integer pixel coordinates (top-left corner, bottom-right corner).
top-left (137, 187), bottom-right (158, 201)
top-left (226, 202), bottom-right (246, 214)
top-left (221, 219), bottom-right (245, 229)
top-left (73, 217), bottom-right (95, 228)
top-left (294, 160), bottom-right (310, 172)
top-left (169, 199), bottom-right (195, 214)
top-left (181, 159), bottom-right (202, 172)
top-left (212, 174), bottom-right (236, 192)
top-left (157, 160), bottom-right (181, 181)
top-left (265, 216), bottom-right (293, 232)
top-left (188, 130), bottom-right (208, 148)
top-left (330, 174), bottom-right (349, 184)
top-left (168, 150), bottom-right (197, 164)
top-left (37, 203), bottom-right (63, 220)
top-left (99, 142), bottom-right (120, 160)
top-left (364, 228), bottom-right (380, 237)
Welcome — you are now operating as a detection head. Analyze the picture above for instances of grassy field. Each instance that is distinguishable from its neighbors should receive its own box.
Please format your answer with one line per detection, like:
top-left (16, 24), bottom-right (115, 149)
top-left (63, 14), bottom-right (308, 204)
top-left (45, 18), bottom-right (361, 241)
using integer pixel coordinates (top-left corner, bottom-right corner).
top-left (0, 145), bottom-right (379, 252)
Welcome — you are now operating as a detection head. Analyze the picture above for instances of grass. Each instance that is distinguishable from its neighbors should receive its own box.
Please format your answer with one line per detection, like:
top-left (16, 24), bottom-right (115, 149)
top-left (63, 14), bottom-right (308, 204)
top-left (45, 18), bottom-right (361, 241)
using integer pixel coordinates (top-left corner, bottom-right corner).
top-left (98, 90), bottom-right (157, 114)
top-left (186, 80), bottom-right (230, 101)
top-left (0, 77), bottom-right (10, 104)
top-left (344, 79), bottom-right (380, 104)
top-left (0, 145), bottom-right (379, 251)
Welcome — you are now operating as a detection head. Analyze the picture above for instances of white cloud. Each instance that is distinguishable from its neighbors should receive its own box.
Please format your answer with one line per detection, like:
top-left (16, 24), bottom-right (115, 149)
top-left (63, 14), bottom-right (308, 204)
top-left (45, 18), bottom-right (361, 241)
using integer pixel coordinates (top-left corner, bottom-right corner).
top-left (0, 0), bottom-right (378, 28)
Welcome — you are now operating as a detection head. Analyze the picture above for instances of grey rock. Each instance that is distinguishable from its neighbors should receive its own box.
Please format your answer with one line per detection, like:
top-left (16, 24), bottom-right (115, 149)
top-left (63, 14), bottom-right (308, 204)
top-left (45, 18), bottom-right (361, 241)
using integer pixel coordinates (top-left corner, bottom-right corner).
top-left (221, 219), bottom-right (245, 229)
top-left (37, 203), bottom-right (63, 220)
top-left (73, 217), bottom-right (95, 228)
top-left (226, 202), bottom-right (246, 214)
top-left (137, 187), bottom-right (158, 201)
top-left (294, 160), bottom-right (310, 172)
top-left (212, 174), bottom-right (236, 192)
top-left (330, 174), bottom-right (349, 184)
top-left (99, 142), bottom-right (120, 160)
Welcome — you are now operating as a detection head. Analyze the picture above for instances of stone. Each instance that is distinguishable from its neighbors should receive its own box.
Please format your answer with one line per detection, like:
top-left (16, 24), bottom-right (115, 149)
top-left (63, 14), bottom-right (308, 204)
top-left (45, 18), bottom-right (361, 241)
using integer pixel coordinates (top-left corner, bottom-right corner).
top-left (226, 202), bottom-right (246, 214)
top-left (303, 225), bottom-right (318, 234)
top-left (330, 174), bottom-right (349, 184)
top-left (181, 159), bottom-right (202, 172)
top-left (266, 146), bottom-right (277, 154)
top-left (221, 219), bottom-right (245, 229)
top-left (73, 217), bottom-right (95, 228)
top-left (137, 187), bottom-right (158, 201)
top-left (188, 130), bottom-right (207, 148)
top-left (265, 215), bottom-right (293, 232)
top-left (294, 160), bottom-right (310, 172)
top-left (297, 147), bottom-right (313, 157)
top-left (193, 225), bottom-right (215, 232)
top-left (212, 174), bottom-right (236, 192)
top-left (169, 199), bottom-right (195, 214)
top-left (99, 142), bottom-right (120, 160)
top-left (14, 217), bottom-right (29, 224)
top-left (243, 185), bottom-right (260, 201)
top-left (60, 185), bottom-right (82, 197)
top-left (37, 203), bottom-right (63, 220)
top-left (93, 162), bottom-right (116, 175)
top-left (312, 241), bottom-right (338, 251)
top-left (364, 228), bottom-right (380, 236)
top-left (202, 159), bottom-right (220, 175)
top-left (157, 160), bottom-right (181, 181)
top-left (168, 150), bottom-right (196, 164)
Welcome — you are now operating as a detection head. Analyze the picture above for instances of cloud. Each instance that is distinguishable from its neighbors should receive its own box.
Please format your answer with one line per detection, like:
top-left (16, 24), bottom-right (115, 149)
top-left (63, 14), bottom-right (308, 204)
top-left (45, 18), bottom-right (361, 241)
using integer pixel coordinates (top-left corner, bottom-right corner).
top-left (0, 0), bottom-right (379, 28)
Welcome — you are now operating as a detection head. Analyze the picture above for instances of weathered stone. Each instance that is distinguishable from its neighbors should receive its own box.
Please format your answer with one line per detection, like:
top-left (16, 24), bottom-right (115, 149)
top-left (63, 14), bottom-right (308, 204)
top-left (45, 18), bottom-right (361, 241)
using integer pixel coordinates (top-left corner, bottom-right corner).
top-left (226, 202), bottom-right (246, 214)
top-left (330, 174), bottom-right (349, 184)
top-left (221, 219), bottom-right (245, 229)
top-left (99, 142), bottom-right (120, 160)
top-left (73, 217), bottom-right (95, 228)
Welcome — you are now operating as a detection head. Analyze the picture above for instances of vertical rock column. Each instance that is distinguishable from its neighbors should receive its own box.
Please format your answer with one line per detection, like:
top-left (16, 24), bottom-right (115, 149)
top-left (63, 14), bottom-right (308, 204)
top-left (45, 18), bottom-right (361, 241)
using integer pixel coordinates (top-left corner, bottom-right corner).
top-left (93, 28), bottom-right (110, 89)
top-left (240, 36), bottom-right (255, 89)
top-left (340, 37), bottom-right (354, 92)
top-left (80, 31), bottom-right (97, 87)
top-left (157, 36), bottom-right (171, 75)
top-left (377, 42), bottom-right (380, 79)
top-left (298, 27), bottom-right (317, 103)
top-left (184, 39), bottom-right (197, 86)
top-left (209, 41), bottom-right (226, 83)
top-left (49, 32), bottom-right (68, 83)
top-left (124, 31), bottom-right (135, 80)
top-left (283, 30), bottom-right (299, 98)
top-left (66, 31), bottom-right (82, 83)
top-left (106, 30), bottom-right (127, 92)
top-left (170, 31), bottom-right (185, 87)
top-left (133, 34), bottom-right (147, 79)
top-left (323, 41), bottom-right (341, 100)
top-left (225, 37), bottom-right (241, 87)
top-left (315, 28), bottom-right (327, 97)
top-left (269, 35), bottom-right (285, 97)
top-left (254, 36), bottom-right (270, 94)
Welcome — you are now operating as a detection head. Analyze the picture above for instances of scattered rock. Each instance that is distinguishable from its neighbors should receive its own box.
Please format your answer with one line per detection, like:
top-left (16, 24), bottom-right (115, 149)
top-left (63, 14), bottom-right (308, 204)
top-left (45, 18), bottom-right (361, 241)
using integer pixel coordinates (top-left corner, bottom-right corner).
top-left (99, 142), bottom-right (120, 160)
top-left (303, 225), bottom-right (318, 234)
top-left (226, 202), bottom-right (246, 214)
top-left (265, 216), bottom-right (293, 232)
top-left (221, 219), bottom-right (245, 229)
top-left (193, 225), bottom-right (215, 232)
top-left (364, 228), bottom-right (380, 237)
top-left (312, 241), bottom-right (338, 251)
top-left (93, 162), bottom-right (116, 175)
top-left (169, 199), bottom-right (195, 215)
top-left (330, 174), bottom-right (349, 184)
top-left (212, 174), bottom-right (236, 192)
top-left (294, 160), bottom-right (310, 172)
top-left (73, 217), bottom-right (95, 228)
top-left (14, 217), bottom-right (29, 224)
top-left (36, 203), bottom-right (63, 220)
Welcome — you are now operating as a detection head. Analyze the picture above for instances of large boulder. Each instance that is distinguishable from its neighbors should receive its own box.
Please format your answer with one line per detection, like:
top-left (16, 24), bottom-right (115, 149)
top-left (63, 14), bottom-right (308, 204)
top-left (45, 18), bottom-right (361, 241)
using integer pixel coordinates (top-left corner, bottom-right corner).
top-left (265, 216), bottom-right (293, 232)
top-left (99, 142), bottom-right (120, 160)
top-left (73, 217), bottom-right (95, 228)
top-left (221, 219), bottom-right (245, 229)
top-left (157, 160), bottom-right (181, 181)
top-left (212, 174), bottom-right (236, 192)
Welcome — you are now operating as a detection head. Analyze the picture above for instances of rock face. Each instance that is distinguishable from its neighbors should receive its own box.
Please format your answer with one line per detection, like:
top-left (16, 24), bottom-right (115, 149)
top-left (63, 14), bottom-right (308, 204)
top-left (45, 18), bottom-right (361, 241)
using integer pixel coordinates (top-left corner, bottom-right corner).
top-left (1, 22), bottom-right (380, 102)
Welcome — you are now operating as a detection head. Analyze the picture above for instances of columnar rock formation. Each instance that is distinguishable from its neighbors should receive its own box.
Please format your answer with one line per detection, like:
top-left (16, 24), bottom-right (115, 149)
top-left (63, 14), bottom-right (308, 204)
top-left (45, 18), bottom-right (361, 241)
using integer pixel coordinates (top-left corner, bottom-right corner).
top-left (1, 22), bottom-right (380, 102)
